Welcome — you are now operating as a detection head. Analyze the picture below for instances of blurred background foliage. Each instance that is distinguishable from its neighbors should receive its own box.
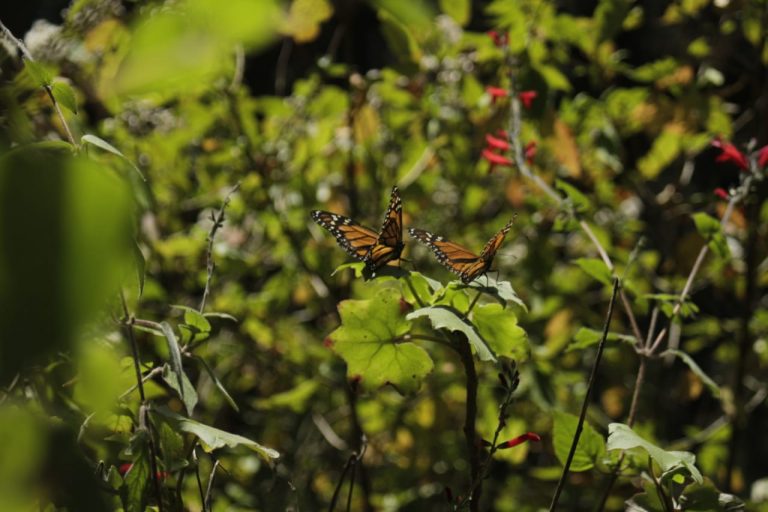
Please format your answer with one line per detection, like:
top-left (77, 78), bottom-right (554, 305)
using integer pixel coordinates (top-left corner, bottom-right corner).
top-left (0, 0), bottom-right (767, 510)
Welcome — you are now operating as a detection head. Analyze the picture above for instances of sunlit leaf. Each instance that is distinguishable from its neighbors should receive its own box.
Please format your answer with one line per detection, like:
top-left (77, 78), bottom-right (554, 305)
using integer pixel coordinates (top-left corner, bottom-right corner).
top-left (439, 0), bottom-right (470, 26)
top-left (330, 288), bottom-right (433, 393)
top-left (407, 305), bottom-right (494, 362)
top-left (162, 364), bottom-right (198, 416)
top-left (574, 258), bottom-right (612, 285)
top-left (661, 349), bottom-right (720, 398)
top-left (81, 134), bottom-right (145, 181)
top-left (281, 0), bottom-right (333, 43)
top-left (51, 81), bottom-right (78, 115)
top-left (472, 303), bottom-right (528, 361)
top-left (607, 423), bottom-right (703, 484)
top-left (566, 327), bottom-right (637, 352)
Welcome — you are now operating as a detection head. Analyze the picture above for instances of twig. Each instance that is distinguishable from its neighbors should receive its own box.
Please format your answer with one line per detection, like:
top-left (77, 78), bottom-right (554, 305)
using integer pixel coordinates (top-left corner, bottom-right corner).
top-left (193, 448), bottom-right (207, 512)
top-left (0, 18), bottom-right (77, 147)
top-left (204, 459), bottom-right (221, 511)
top-left (120, 292), bottom-right (164, 512)
top-left (456, 336), bottom-right (481, 511)
top-left (549, 278), bottom-right (619, 512)
top-left (199, 182), bottom-right (241, 313)
top-left (328, 437), bottom-right (367, 512)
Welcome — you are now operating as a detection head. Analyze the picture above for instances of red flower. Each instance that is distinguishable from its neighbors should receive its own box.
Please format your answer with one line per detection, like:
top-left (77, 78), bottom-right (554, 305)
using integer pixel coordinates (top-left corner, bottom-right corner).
top-left (518, 90), bottom-right (537, 109)
top-left (524, 141), bottom-right (537, 164)
top-left (714, 188), bottom-right (729, 200)
top-left (486, 86), bottom-right (509, 104)
top-left (482, 148), bottom-right (513, 167)
top-left (711, 138), bottom-right (748, 171)
top-left (758, 145), bottom-right (768, 168)
top-left (485, 133), bottom-right (510, 151)
top-left (487, 30), bottom-right (508, 47)
top-left (498, 432), bottom-right (541, 449)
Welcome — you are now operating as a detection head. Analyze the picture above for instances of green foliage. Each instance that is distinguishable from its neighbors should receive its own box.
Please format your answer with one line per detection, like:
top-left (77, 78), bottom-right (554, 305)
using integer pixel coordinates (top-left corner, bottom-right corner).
top-left (552, 411), bottom-right (606, 472)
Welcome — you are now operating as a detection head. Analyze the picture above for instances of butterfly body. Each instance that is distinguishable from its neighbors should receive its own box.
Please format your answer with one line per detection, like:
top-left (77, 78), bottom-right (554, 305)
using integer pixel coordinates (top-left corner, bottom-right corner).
top-left (409, 218), bottom-right (514, 283)
top-left (311, 186), bottom-right (403, 273)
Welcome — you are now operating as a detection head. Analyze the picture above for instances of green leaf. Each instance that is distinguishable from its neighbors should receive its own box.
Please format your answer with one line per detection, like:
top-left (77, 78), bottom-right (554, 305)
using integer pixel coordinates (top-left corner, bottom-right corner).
top-left (556, 180), bottom-right (592, 213)
top-left (159, 322), bottom-right (185, 404)
top-left (194, 356), bottom-right (240, 412)
top-left (156, 417), bottom-right (188, 472)
top-left (627, 57), bottom-right (679, 82)
top-left (468, 277), bottom-right (528, 312)
top-left (280, 0), bottom-right (333, 43)
top-left (607, 423), bottom-right (703, 484)
top-left (203, 312), bottom-right (238, 322)
top-left (114, 0), bottom-right (280, 96)
top-left (678, 481), bottom-right (744, 511)
top-left (171, 305), bottom-right (212, 345)
top-left (407, 305), bottom-right (495, 362)
top-left (400, 271), bottom-right (440, 306)
top-left (255, 380), bottom-right (319, 412)
top-left (692, 213), bottom-right (730, 259)
top-left (567, 327), bottom-right (637, 352)
top-left (161, 364), bottom-right (198, 416)
top-left (472, 304), bottom-right (529, 361)
top-left (660, 349), bottom-right (720, 398)
top-left (81, 134), bottom-right (146, 181)
top-left (330, 288), bottom-right (433, 393)
top-left (552, 411), bottom-right (606, 472)
top-left (153, 406), bottom-right (279, 461)
top-left (574, 258), bottom-right (612, 285)
top-left (121, 430), bottom-right (150, 512)
top-left (51, 81), bottom-right (78, 115)
top-left (378, 8), bottom-right (422, 65)
top-left (24, 59), bottom-right (53, 87)
top-left (439, 0), bottom-right (470, 25)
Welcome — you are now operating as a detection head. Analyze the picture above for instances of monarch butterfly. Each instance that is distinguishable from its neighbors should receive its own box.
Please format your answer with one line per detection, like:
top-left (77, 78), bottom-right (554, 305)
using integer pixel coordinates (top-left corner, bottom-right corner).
top-left (409, 218), bottom-right (515, 283)
top-left (311, 186), bottom-right (404, 273)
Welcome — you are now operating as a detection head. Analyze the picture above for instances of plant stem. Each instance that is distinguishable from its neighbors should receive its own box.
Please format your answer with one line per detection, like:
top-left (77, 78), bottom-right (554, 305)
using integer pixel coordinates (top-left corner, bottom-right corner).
top-left (549, 278), bottom-right (619, 512)
top-left (456, 336), bottom-right (481, 511)
top-left (200, 182), bottom-right (241, 313)
top-left (120, 291), bottom-right (164, 512)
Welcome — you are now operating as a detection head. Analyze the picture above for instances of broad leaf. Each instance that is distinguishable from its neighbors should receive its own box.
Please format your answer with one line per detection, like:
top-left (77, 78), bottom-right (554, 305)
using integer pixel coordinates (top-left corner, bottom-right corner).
top-left (575, 258), bottom-right (612, 285)
top-left (472, 304), bottom-right (529, 361)
top-left (407, 305), bottom-right (495, 362)
top-left (153, 406), bottom-right (279, 461)
top-left (121, 430), bottom-right (150, 512)
top-left (156, 417), bottom-right (188, 472)
top-left (692, 212), bottom-right (729, 259)
top-left (24, 59), bottom-right (53, 87)
top-left (330, 288), bottom-right (432, 393)
top-left (468, 277), bottom-right (527, 312)
top-left (607, 423), bottom-right (703, 484)
top-left (280, 0), bottom-right (333, 43)
top-left (552, 411), bottom-right (605, 472)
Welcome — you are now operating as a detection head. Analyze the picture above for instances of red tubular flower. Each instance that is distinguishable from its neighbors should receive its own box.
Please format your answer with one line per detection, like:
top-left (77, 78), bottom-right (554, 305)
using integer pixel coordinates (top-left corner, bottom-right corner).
top-left (482, 148), bottom-right (513, 166)
top-left (758, 145), bottom-right (768, 168)
top-left (714, 188), bottom-right (729, 200)
top-left (485, 133), bottom-right (510, 151)
top-left (498, 432), bottom-right (541, 449)
top-left (524, 141), bottom-right (537, 164)
top-left (711, 138), bottom-right (748, 171)
top-left (518, 90), bottom-right (538, 109)
top-left (486, 86), bottom-right (509, 104)
top-left (487, 30), bottom-right (508, 47)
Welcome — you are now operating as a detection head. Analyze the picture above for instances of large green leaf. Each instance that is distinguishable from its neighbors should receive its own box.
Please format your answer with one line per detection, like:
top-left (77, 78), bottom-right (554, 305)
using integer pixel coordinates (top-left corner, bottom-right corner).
top-left (153, 406), bottom-right (279, 461)
top-left (468, 278), bottom-right (527, 312)
top-left (407, 306), bottom-right (494, 362)
top-left (161, 364), bottom-right (198, 416)
top-left (607, 423), bottom-right (703, 484)
top-left (330, 288), bottom-right (433, 393)
top-left (471, 304), bottom-right (529, 361)
top-left (552, 411), bottom-right (605, 472)
top-left (121, 430), bottom-right (150, 512)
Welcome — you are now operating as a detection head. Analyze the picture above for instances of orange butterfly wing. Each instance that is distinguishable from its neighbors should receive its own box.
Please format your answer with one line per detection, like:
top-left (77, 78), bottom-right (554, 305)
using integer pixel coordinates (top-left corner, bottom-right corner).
top-left (311, 186), bottom-right (404, 272)
top-left (409, 218), bottom-right (514, 283)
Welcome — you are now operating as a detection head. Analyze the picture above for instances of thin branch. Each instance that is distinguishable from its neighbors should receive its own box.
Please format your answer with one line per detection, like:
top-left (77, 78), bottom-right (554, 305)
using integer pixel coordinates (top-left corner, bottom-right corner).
top-left (199, 182), bottom-right (241, 313)
top-left (193, 448), bottom-right (207, 512)
top-left (549, 278), bottom-right (620, 512)
top-left (456, 336), bottom-right (481, 511)
top-left (328, 437), bottom-right (367, 512)
top-left (0, 18), bottom-right (77, 146)
top-left (204, 459), bottom-right (221, 511)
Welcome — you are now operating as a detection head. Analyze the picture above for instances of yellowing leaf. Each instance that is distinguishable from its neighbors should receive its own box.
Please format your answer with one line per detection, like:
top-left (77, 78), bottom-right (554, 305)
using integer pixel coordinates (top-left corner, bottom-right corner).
top-left (550, 119), bottom-right (581, 178)
top-left (281, 0), bottom-right (333, 43)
